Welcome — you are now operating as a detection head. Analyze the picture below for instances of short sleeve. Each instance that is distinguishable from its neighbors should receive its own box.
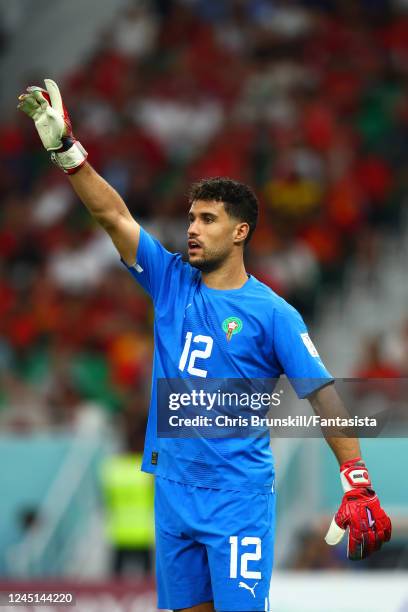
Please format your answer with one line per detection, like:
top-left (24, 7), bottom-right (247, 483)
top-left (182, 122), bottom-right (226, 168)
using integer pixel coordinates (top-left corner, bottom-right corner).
top-left (121, 227), bottom-right (191, 308)
top-left (273, 305), bottom-right (333, 398)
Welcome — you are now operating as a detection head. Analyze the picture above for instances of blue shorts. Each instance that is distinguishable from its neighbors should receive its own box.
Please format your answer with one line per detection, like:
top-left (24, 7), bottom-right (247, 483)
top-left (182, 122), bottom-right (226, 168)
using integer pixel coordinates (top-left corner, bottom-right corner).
top-left (155, 476), bottom-right (276, 611)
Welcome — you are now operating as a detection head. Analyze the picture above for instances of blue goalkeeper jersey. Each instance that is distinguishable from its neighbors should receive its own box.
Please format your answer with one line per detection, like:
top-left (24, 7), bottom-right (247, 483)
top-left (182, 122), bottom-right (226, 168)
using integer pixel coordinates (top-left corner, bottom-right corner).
top-left (122, 227), bottom-right (332, 492)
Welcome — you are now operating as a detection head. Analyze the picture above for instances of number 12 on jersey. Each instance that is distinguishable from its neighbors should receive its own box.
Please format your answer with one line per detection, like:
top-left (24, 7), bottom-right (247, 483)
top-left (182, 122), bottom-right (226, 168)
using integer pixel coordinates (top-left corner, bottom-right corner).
top-left (229, 536), bottom-right (262, 580)
top-left (178, 331), bottom-right (213, 378)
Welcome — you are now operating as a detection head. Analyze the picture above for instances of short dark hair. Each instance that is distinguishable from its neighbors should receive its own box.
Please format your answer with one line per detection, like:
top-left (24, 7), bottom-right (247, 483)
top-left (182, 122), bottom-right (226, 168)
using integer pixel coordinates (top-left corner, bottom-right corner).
top-left (188, 177), bottom-right (259, 245)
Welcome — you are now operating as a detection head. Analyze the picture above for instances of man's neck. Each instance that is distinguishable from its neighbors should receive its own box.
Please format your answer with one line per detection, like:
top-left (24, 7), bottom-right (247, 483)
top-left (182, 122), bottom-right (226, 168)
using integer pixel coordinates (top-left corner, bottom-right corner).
top-left (201, 260), bottom-right (249, 290)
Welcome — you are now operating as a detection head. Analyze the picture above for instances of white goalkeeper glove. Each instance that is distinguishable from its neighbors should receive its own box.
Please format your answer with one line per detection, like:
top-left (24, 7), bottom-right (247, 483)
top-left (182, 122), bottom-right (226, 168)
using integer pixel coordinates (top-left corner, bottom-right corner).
top-left (17, 78), bottom-right (87, 174)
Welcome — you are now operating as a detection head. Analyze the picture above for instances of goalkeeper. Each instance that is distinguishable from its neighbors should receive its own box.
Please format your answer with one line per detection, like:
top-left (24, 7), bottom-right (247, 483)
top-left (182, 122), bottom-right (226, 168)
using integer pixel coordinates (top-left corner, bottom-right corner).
top-left (18, 80), bottom-right (392, 612)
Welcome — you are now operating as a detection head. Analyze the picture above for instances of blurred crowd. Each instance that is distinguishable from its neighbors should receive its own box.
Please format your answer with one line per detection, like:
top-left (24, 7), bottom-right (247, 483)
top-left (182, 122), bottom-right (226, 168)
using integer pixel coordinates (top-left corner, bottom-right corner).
top-left (1, 0), bottom-right (408, 435)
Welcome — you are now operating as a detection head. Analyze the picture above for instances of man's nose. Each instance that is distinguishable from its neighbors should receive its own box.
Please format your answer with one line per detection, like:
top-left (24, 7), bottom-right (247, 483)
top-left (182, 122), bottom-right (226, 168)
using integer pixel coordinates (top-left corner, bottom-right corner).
top-left (188, 220), bottom-right (199, 236)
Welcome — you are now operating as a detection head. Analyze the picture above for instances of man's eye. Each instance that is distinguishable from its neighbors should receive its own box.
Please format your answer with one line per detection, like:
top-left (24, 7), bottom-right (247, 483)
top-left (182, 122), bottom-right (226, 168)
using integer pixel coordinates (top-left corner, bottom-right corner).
top-left (204, 217), bottom-right (214, 223)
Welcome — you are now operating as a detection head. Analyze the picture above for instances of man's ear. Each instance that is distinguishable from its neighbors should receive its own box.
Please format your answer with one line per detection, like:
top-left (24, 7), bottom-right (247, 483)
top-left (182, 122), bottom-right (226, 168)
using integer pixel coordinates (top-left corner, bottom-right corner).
top-left (233, 222), bottom-right (249, 245)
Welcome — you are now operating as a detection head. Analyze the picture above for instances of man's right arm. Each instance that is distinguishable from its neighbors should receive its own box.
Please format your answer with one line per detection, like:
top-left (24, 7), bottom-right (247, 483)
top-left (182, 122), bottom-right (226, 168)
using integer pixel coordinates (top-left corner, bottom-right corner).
top-left (17, 79), bottom-right (140, 266)
top-left (18, 78), bottom-right (190, 305)
top-left (68, 162), bottom-right (140, 265)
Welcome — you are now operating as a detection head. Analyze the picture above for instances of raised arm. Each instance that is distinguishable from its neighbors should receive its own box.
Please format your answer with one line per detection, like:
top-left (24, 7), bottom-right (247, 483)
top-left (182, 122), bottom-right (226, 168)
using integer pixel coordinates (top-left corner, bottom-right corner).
top-left (18, 79), bottom-right (139, 265)
top-left (68, 163), bottom-right (139, 265)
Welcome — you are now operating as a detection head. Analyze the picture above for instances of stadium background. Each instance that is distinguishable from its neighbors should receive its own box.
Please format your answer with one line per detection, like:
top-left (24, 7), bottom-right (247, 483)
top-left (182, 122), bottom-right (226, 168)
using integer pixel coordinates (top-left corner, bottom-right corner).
top-left (0, 0), bottom-right (407, 610)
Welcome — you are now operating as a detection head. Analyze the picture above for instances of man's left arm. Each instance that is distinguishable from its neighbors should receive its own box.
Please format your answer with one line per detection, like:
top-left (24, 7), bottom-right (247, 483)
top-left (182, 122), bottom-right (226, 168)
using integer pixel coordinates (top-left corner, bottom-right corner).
top-left (309, 384), bottom-right (392, 560)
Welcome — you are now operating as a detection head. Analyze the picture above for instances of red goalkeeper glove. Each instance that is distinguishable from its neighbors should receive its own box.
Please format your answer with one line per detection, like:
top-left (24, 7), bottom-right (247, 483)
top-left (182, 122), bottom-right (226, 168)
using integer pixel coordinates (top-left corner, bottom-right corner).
top-left (325, 457), bottom-right (392, 560)
top-left (17, 78), bottom-right (87, 174)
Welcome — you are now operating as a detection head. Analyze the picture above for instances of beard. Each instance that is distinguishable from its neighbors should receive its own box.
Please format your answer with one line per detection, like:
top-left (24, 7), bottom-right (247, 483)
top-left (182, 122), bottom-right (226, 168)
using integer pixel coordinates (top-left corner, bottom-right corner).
top-left (188, 248), bottom-right (229, 273)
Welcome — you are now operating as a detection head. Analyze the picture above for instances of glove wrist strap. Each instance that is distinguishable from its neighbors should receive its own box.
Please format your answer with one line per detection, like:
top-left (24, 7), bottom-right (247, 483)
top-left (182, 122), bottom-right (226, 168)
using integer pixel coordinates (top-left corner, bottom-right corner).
top-left (340, 457), bottom-right (372, 492)
top-left (50, 141), bottom-right (87, 174)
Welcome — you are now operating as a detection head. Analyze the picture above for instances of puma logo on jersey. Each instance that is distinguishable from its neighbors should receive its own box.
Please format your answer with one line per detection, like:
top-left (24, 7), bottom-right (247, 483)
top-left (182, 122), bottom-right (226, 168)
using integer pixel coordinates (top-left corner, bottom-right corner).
top-left (238, 581), bottom-right (258, 598)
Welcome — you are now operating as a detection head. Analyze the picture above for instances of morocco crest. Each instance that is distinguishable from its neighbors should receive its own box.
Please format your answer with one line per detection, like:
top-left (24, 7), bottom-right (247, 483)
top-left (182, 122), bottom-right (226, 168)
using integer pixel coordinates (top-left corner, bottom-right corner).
top-left (222, 316), bottom-right (243, 341)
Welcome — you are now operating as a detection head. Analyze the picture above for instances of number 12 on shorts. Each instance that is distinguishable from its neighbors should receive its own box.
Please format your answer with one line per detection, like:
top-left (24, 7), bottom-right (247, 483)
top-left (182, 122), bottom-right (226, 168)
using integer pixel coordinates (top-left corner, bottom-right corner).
top-left (229, 536), bottom-right (262, 580)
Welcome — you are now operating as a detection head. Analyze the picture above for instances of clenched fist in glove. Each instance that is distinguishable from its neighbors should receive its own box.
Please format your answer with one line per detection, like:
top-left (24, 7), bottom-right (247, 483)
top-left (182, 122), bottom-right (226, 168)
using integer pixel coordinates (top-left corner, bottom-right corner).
top-left (18, 79), bottom-right (87, 174)
top-left (325, 457), bottom-right (392, 560)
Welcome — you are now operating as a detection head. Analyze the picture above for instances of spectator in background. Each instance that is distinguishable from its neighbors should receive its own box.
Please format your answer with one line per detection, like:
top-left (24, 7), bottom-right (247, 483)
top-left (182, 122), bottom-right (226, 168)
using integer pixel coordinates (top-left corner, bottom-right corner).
top-left (100, 452), bottom-right (154, 577)
top-left (351, 334), bottom-right (404, 408)
top-left (112, 2), bottom-right (159, 60)
top-left (353, 334), bottom-right (403, 380)
top-left (384, 318), bottom-right (408, 375)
